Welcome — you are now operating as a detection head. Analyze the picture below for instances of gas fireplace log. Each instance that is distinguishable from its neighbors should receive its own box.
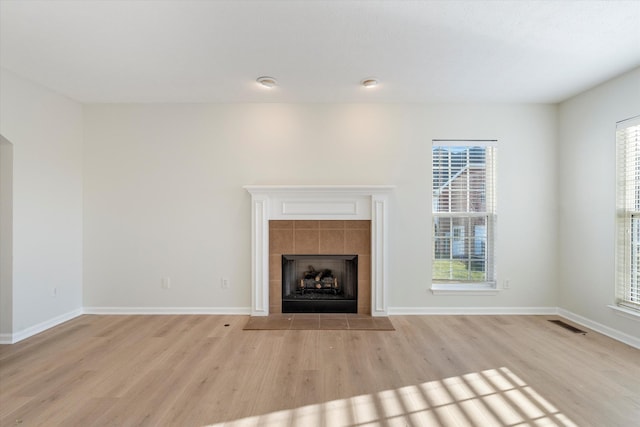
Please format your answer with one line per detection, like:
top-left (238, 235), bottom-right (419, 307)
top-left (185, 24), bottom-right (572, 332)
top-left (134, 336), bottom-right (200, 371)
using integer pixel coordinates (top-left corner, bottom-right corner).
top-left (298, 268), bottom-right (339, 294)
top-left (304, 266), bottom-right (318, 280)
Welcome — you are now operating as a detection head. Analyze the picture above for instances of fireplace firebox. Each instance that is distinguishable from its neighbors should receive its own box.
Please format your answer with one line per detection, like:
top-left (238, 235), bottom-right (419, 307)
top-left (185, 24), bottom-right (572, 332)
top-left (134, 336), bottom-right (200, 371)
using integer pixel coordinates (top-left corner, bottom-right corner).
top-left (282, 254), bottom-right (358, 313)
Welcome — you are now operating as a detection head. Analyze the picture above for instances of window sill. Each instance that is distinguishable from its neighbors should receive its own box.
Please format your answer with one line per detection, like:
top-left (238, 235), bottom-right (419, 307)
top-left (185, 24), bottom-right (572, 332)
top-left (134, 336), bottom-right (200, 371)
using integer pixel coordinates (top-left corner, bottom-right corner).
top-left (607, 305), bottom-right (640, 321)
top-left (430, 284), bottom-right (500, 296)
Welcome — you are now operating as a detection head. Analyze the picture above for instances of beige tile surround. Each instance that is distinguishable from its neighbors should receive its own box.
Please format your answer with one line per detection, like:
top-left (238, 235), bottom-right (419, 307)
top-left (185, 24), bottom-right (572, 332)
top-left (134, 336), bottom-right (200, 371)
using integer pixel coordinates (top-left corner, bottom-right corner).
top-left (269, 220), bottom-right (371, 314)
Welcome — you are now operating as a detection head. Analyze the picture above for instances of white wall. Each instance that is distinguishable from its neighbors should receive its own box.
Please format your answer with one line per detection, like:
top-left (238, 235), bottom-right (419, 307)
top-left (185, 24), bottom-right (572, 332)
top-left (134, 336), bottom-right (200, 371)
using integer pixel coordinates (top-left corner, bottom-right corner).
top-left (558, 67), bottom-right (640, 340)
top-left (3, 62), bottom-right (638, 342)
top-left (0, 68), bottom-right (83, 339)
top-left (83, 103), bottom-right (558, 311)
top-left (0, 136), bottom-right (13, 337)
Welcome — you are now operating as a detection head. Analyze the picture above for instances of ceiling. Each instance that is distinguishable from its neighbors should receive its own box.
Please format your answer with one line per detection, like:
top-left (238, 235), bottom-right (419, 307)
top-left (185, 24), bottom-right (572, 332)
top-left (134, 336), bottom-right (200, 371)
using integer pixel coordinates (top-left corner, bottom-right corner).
top-left (1, 0), bottom-right (639, 104)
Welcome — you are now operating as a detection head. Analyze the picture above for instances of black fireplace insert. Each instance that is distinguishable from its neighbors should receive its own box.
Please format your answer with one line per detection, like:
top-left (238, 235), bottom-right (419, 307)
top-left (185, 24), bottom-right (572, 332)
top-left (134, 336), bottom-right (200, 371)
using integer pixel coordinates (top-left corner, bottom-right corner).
top-left (282, 254), bottom-right (358, 313)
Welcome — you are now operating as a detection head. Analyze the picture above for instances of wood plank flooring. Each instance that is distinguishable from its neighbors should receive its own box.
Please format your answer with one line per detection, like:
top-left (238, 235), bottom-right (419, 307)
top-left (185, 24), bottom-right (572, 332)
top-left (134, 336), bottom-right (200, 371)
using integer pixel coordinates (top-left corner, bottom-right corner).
top-left (0, 315), bottom-right (638, 426)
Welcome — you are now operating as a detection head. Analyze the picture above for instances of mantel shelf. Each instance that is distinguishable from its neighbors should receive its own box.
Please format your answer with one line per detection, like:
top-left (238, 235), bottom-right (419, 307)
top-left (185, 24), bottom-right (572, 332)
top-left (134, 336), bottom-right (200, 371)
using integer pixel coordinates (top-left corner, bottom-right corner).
top-left (244, 185), bottom-right (396, 195)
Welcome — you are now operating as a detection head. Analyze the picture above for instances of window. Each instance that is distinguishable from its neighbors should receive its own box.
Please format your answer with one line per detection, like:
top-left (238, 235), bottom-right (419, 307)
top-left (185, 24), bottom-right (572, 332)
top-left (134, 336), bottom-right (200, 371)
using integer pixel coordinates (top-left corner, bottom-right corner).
top-left (616, 116), bottom-right (640, 312)
top-left (432, 140), bottom-right (496, 288)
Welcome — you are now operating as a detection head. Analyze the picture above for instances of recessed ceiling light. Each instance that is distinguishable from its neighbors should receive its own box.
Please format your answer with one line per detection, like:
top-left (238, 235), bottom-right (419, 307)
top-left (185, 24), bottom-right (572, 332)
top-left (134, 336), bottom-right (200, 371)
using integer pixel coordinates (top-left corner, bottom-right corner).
top-left (256, 76), bottom-right (277, 88)
top-left (361, 78), bottom-right (378, 88)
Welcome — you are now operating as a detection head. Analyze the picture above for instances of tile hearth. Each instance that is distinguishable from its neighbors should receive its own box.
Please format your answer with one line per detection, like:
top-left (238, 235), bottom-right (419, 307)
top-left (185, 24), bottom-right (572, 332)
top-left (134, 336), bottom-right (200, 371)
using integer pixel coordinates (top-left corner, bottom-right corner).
top-left (243, 314), bottom-right (394, 331)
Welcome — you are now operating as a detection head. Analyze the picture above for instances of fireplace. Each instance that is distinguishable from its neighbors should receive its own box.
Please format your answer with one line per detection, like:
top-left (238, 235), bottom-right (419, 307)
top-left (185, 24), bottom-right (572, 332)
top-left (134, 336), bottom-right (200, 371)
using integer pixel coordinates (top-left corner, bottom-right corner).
top-left (244, 185), bottom-right (393, 317)
top-left (282, 254), bottom-right (358, 313)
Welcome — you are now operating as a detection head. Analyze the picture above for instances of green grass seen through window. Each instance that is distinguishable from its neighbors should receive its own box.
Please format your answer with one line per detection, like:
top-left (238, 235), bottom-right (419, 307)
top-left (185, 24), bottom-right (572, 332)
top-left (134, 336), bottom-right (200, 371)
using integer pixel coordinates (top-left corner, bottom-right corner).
top-left (433, 260), bottom-right (485, 282)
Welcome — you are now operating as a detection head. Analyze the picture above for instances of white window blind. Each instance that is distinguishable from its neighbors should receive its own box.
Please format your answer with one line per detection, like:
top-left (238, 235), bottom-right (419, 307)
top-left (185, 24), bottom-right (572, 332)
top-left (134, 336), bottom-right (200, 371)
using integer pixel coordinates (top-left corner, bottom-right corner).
top-left (432, 140), bottom-right (496, 285)
top-left (616, 115), bottom-right (640, 312)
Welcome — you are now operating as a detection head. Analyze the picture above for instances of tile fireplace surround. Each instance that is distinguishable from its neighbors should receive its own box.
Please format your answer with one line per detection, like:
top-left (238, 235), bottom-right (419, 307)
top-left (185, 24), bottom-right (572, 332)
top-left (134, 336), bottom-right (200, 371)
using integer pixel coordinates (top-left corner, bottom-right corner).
top-left (244, 185), bottom-right (394, 317)
top-left (272, 220), bottom-right (369, 314)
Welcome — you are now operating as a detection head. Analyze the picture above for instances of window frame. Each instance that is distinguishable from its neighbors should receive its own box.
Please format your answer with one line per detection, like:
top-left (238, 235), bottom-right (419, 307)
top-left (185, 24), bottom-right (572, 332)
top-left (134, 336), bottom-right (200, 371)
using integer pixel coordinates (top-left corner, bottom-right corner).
top-left (431, 140), bottom-right (497, 293)
top-left (615, 116), bottom-right (640, 313)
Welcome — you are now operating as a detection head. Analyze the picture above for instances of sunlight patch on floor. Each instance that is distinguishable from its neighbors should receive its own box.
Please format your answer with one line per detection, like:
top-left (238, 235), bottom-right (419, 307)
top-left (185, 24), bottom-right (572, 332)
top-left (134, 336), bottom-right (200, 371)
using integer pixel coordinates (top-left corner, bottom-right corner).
top-left (203, 367), bottom-right (577, 427)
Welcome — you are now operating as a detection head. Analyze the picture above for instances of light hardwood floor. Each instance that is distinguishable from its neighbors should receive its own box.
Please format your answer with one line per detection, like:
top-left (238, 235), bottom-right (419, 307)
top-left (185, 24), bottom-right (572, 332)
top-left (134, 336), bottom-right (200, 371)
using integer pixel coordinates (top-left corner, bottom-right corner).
top-left (0, 315), bottom-right (638, 426)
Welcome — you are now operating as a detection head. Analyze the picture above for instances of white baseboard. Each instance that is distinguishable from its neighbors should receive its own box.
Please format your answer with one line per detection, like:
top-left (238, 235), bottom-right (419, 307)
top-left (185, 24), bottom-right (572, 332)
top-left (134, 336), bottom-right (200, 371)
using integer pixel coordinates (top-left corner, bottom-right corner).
top-left (558, 308), bottom-right (640, 350)
top-left (388, 306), bottom-right (558, 315)
top-left (82, 306), bottom-right (252, 315)
top-left (4, 306), bottom-right (637, 350)
top-left (0, 308), bottom-right (83, 344)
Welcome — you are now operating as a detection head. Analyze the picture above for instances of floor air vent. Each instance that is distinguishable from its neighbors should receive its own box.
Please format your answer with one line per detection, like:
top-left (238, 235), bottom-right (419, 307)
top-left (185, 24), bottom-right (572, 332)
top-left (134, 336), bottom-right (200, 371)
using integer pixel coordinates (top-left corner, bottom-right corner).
top-left (548, 319), bottom-right (586, 334)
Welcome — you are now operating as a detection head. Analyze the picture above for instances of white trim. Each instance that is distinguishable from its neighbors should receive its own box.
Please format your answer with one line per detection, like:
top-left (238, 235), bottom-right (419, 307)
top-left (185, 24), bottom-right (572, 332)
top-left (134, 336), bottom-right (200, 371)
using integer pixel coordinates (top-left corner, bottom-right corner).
top-left (371, 194), bottom-right (389, 316)
top-left (1, 308), bottom-right (83, 344)
top-left (430, 284), bottom-right (500, 295)
top-left (281, 199), bottom-right (361, 217)
top-left (558, 308), bottom-right (640, 349)
top-left (607, 304), bottom-right (640, 320)
top-left (616, 115), bottom-right (640, 128)
top-left (388, 307), bottom-right (557, 315)
top-left (615, 120), bottom-right (640, 314)
top-left (243, 185), bottom-right (395, 195)
top-left (250, 194), bottom-right (269, 316)
top-left (82, 307), bottom-right (252, 315)
top-left (244, 185), bottom-right (395, 317)
top-left (432, 140), bottom-right (497, 147)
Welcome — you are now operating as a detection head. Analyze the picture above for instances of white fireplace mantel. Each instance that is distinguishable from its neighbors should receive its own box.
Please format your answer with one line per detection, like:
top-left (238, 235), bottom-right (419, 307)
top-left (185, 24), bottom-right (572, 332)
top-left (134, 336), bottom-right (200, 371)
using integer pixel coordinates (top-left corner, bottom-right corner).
top-left (244, 185), bottom-right (394, 317)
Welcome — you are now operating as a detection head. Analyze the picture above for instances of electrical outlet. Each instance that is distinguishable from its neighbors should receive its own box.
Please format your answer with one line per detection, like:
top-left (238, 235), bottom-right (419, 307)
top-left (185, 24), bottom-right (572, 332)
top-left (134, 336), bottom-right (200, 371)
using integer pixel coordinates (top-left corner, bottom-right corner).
top-left (503, 279), bottom-right (511, 289)
top-left (161, 277), bottom-right (171, 290)
top-left (221, 278), bottom-right (230, 289)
